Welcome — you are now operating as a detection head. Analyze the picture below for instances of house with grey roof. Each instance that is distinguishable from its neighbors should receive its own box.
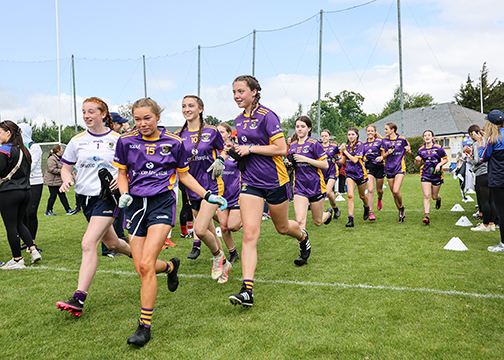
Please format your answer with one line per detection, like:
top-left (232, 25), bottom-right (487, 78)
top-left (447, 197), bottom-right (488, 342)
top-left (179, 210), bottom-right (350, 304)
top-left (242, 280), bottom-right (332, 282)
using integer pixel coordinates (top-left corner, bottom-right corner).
top-left (359, 102), bottom-right (486, 169)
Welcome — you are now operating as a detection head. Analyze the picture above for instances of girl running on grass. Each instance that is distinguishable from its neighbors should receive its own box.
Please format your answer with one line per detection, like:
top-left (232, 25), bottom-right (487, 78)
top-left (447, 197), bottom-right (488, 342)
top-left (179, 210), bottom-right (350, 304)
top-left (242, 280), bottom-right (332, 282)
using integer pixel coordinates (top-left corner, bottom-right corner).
top-left (320, 129), bottom-right (341, 220)
top-left (338, 127), bottom-right (369, 227)
top-left (216, 122), bottom-right (241, 265)
top-left (228, 75), bottom-right (309, 307)
top-left (363, 124), bottom-right (384, 221)
top-left (114, 97), bottom-right (227, 346)
top-left (174, 95), bottom-right (231, 283)
top-left (414, 130), bottom-right (448, 225)
top-left (0, 120), bottom-right (41, 269)
top-left (288, 117), bottom-right (332, 232)
top-left (377, 122), bottom-right (411, 223)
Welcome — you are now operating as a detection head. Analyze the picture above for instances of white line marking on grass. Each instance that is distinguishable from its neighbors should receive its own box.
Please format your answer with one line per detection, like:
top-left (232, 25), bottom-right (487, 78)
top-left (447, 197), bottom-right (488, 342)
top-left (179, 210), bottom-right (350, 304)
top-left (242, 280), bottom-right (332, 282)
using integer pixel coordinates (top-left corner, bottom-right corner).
top-left (31, 266), bottom-right (504, 299)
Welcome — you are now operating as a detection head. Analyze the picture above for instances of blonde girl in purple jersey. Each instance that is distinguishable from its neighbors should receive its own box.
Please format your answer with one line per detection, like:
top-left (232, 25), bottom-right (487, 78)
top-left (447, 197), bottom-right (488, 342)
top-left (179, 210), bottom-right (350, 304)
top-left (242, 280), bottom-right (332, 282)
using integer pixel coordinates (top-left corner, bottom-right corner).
top-left (320, 129), bottom-right (341, 220)
top-left (414, 130), bottom-right (448, 225)
top-left (176, 95), bottom-right (231, 283)
top-left (115, 98), bottom-right (227, 346)
top-left (377, 122), bottom-right (411, 223)
top-left (228, 75), bottom-right (308, 307)
top-left (338, 127), bottom-right (369, 227)
top-left (363, 124), bottom-right (385, 220)
top-left (216, 122), bottom-right (241, 265)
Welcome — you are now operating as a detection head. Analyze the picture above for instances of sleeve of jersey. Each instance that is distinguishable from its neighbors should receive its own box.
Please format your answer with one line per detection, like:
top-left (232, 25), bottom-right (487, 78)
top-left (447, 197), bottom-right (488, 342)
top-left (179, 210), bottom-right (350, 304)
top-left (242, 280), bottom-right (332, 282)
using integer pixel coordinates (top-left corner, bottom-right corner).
top-left (439, 147), bottom-right (448, 159)
top-left (176, 141), bottom-right (190, 173)
top-left (314, 142), bottom-right (327, 160)
top-left (212, 128), bottom-right (224, 151)
top-left (479, 142), bottom-right (493, 162)
top-left (112, 137), bottom-right (127, 170)
top-left (264, 112), bottom-right (284, 142)
top-left (354, 142), bottom-right (364, 158)
top-left (61, 139), bottom-right (76, 165)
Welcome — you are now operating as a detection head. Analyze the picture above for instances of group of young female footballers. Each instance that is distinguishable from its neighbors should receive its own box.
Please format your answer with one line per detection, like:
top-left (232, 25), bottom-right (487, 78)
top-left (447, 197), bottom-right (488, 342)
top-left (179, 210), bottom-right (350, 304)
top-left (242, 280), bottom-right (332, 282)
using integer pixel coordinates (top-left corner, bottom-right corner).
top-left (51, 75), bottom-right (450, 346)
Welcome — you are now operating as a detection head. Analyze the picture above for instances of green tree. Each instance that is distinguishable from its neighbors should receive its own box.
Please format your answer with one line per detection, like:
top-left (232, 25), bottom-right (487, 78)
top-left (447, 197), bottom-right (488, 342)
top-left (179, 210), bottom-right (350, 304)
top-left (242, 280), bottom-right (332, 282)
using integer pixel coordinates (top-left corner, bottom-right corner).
top-left (204, 115), bottom-right (221, 126)
top-left (454, 62), bottom-right (504, 113)
top-left (31, 120), bottom-right (84, 144)
top-left (117, 102), bottom-right (134, 123)
top-left (379, 86), bottom-right (435, 119)
top-left (281, 103), bottom-right (303, 138)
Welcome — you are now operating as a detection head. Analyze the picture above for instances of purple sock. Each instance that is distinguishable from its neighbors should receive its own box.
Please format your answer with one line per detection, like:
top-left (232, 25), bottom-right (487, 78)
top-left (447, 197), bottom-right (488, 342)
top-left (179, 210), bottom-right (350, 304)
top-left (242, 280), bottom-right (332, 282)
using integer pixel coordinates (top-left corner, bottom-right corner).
top-left (73, 290), bottom-right (87, 302)
top-left (193, 240), bottom-right (201, 248)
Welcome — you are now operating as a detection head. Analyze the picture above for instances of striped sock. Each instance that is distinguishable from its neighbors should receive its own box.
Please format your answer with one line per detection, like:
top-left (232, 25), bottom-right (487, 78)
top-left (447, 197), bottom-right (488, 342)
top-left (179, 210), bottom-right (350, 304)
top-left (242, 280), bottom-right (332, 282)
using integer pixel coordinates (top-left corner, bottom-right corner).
top-left (140, 307), bottom-right (153, 329)
top-left (164, 260), bottom-right (173, 274)
top-left (73, 290), bottom-right (87, 303)
top-left (193, 240), bottom-right (201, 248)
top-left (298, 231), bottom-right (306, 242)
top-left (228, 246), bottom-right (237, 256)
top-left (212, 249), bottom-right (221, 257)
top-left (243, 279), bottom-right (254, 293)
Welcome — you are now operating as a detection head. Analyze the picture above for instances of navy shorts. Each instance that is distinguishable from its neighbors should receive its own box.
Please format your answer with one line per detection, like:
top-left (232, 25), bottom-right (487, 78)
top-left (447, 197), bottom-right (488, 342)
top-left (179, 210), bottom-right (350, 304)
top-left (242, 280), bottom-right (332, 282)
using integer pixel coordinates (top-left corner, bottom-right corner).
top-left (308, 193), bottom-right (325, 203)
top-left (347, 176), bottom-right (368, 186)
top-left (324, 176), bottom-right (337, 183)
top-left (82, 196), bottom-right (120, 222)
top-left (386, 171), bottom-right (406, 179)
top-left (189, 199), bottom-right (202, 211)
top-left (125, 191), bottom-right (177, 237)
top-left (421, 178), bottom-right (443, 186)
top-left (240, 182), bottom-right (290, 205)
top-left (366, 162), bottom-right (385, 179)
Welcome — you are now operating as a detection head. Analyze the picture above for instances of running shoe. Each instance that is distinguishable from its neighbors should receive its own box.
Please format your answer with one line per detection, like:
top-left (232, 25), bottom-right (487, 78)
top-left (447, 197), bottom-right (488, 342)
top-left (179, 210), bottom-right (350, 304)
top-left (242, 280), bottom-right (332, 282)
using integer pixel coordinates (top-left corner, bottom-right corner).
top-left (471, 223), bottom-right (490, 232)
top-left (0, 258), bottom-right (26, 270)
top-left (66, 209), bottom-right (78, 215)
top-left (294, 230), bottom-right (311, 266)
top-left (56, 297), bottom-right (83, 317)
top-left (217, 260), bottom-right (232, 283)
top-left (377, 199), bottom-right (383, 211)
top-left (423, 217), bottom-right (430, 225)
top-left (363, 206), bottom-right (370, 221)
top-left (212, 253), bottom-right (225, 279)
top-left (127, 322), bottom-right (151, 347)
top-left (161, 238), bottom-right (177, 249)
top-left (324, 208), bottom-right (333, 225)
top-left (228, 252), bottom-right (239, 263)
top-left (187, 246), bottom-right (200, 259)
top-left (488, 242), bottom-right (504, 253)
top-left (44, 211), bottom-right (56, 216)
top-left (167, 257), bottom-right (180, 292)
top-left (345, 218), bottom-right (354, 227)
top-left (369, 212), bottom-right (376, 221)
top-left (398, 207), bottom-right (405, 223)
top-left (333, 207), bottom-right (341, 220)
top-left (229, 285), bottom-right (253, 307)
top-left (30, 249), bottom-right (42, 264)
top-left (489, 224), bottom-right (496, 231)
top-left (435, 197), bottom-right (442, 210)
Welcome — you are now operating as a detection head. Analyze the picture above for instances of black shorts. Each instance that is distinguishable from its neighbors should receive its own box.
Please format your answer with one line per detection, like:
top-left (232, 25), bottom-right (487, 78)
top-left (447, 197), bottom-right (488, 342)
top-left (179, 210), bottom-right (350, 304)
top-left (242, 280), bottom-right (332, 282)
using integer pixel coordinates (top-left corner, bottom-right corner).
top-left (125, 191), bottom-right (177, 237)
top-left (190, 199), bottom-right (202, 211)
top-left (308, 193), bottom-right (325, 203)
top-left (240, 183), bottom-right (290, 205)
top-left (82, 196), bottom-right (120, 222)
top-left (347, 176), bottom-right (368, 186)
top-left (386, 171), bottom-right (406, 179)
top-left (365, 162), bottom-right (385, 179)
top-left (421, 178), bottom-right (443, 186)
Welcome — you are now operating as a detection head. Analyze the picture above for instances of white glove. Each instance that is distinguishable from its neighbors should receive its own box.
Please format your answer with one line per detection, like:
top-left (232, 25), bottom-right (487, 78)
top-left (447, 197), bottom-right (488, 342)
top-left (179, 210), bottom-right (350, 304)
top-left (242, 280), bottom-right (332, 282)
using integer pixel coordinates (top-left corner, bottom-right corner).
top-left (206, 156), bottom-right (225, 180)
top-left (119, 192), bottom-right (133, 208)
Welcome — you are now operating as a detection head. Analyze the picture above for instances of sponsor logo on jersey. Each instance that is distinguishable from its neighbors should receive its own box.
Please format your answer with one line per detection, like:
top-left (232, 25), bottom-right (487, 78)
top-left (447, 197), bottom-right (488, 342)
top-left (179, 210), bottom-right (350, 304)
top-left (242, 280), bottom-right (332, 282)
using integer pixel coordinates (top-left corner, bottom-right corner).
top-left (146, 162), bottom-right (154, 169)
top-left (102, 210), bottom-right (113, 214)
top-left (201, 133), bottom-right (211, 142)
top-left (241, 136), bottom-right (247, 143)
top-left (156, 215), bottom-right (169, 219)
top-left (235, 122), bottom-right (242, 127)
top-left (79, 142), bottom-right (89, 146)
top-left (93, 156), bottom-right (100, 162)
top-left (191, 148), bottom-right (198, 156)
top-left (129, 144), bottom-right (141, 149)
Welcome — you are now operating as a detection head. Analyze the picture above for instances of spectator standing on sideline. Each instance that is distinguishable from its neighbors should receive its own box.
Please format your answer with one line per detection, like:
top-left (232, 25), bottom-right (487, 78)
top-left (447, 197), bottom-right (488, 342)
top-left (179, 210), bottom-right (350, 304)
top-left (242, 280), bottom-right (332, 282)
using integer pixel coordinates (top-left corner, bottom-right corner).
top-left (43, 145), bottom-right (75, 216)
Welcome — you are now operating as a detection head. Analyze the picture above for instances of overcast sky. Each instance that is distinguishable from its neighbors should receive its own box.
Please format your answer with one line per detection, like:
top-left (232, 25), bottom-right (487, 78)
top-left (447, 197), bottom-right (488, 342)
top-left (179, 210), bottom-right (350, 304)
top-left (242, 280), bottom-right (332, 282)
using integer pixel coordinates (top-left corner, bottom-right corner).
top-left (0, 0), bottom-right (503, 128)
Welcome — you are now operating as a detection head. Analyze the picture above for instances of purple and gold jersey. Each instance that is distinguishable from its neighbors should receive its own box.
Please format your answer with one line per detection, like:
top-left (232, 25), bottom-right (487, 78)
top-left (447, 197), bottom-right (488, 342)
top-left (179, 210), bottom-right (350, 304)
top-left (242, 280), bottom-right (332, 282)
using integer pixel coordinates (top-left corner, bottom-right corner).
top-left (321, 143), bottom-right (339, 180)
top-left (289, 137), bottom-right (327, 197)
top-left (381, 135), bottom-right (410, 176)
top-left (175, 124), bottom-right (224, 201)
top-left (234, 104), bottom-right (288, 188)
top-left (343, 141), bottom-right (368, 181)
top-left (113, 127), bottom-right (188, 197)
top-left (222, 156), bottom-right (240, 207)
top-left (417, 144), bottom-right (447, 182)
top-left (363, 138), bottom-right (384, 165)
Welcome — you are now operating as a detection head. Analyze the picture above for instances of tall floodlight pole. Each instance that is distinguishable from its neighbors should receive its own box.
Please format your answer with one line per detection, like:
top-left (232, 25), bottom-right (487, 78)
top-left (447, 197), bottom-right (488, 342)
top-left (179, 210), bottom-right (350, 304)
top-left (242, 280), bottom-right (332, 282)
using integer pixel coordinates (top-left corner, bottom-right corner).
top-left (55, 0), bottom-right (61, 144)
top-left (198, 45), bottom-right (201, 97)
top-left (480, 69), bottom-right (484, 113)
top-left (252, 30), bottom-right (256, 77)
top-left (72, 55), bottom-right (77, 135)
top-left (317, 10), bottom-right (323, 139)
top-left (397, 0), bottom-right (404, 134)
top-left (143, 55), bottom-right (147, 97)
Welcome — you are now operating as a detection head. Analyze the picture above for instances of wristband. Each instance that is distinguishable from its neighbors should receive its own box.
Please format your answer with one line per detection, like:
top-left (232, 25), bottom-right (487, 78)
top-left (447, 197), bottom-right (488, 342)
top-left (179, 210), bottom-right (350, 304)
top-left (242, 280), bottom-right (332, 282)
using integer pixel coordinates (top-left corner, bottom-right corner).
top-left (217, 156), bottom-right (225, 164)
top-left (249, 144), bottom-right (253, 154)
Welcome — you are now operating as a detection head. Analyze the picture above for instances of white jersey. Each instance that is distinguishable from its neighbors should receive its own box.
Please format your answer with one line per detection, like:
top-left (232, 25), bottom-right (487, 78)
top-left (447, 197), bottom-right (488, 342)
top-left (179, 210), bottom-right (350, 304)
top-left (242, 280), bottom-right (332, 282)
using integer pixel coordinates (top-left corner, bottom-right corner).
top-left (61, 129), bottom-right (120, 196)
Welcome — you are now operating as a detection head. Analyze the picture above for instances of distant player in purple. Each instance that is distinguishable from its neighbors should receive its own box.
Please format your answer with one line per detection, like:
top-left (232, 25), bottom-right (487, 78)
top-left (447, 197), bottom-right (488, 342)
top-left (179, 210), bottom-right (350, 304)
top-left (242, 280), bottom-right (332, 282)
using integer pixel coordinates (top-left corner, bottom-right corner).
top-left (228, 75), bottom-right (309, 308)
top-left (414, 130), bottom-right (448, 225)
top-left (338, 127), bottom-right (369, 227)
top-left (175, 95), bottom-right (231, 283)
top-left (320, 129), bottom-right (341, 220)
top-left (288, 116), bottom-right (332, 231)
top-left (216, 122), bottom-right (241, 264)
top-left (114, 98), bottom-right (227, 346)
top-left (363, 124), bottom-right (385, 220)
top-left (378, 122), bottom-right (411, 223)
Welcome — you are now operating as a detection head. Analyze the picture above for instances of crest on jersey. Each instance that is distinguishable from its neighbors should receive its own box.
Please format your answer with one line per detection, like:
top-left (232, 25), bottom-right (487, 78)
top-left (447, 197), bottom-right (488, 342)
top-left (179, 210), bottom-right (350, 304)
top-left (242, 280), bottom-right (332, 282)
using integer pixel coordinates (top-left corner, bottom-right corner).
top-left (201, 133), bottom-right (210, 142)
top-left (303, 146), bottom-right (309, 153)
top-left (108, 142), bottom-right (115, 149)
top-left (250, 119), bottom-right (258, 129)
top-left (161, 144), bottom-right (172, 155)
